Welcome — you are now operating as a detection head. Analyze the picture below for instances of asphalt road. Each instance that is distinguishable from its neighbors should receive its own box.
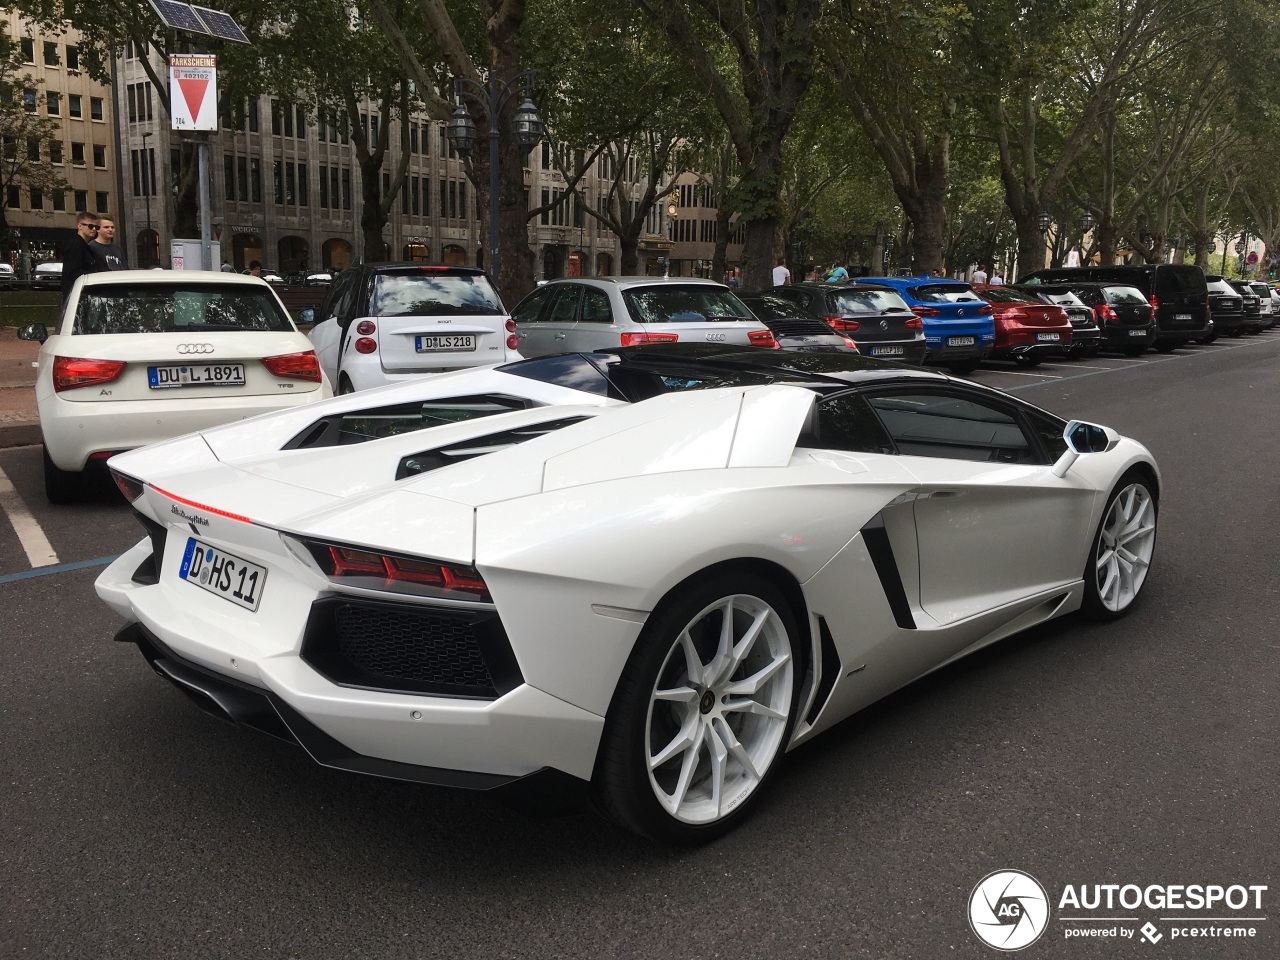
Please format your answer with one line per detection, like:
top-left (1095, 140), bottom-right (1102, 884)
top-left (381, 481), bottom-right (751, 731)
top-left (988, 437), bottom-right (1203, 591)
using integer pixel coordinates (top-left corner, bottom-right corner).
top-left (2, 332), bottom-right (1278, 959)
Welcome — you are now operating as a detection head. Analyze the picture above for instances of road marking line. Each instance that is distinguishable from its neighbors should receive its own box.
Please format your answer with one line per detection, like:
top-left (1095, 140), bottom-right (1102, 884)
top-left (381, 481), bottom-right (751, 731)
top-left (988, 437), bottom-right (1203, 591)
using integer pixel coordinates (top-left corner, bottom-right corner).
top-left (0, 466), bottom-right (58, 567)
top-left (978, 369), bottom-right (1059, 378)
top-left (0, 554), bottom-right (118, 585)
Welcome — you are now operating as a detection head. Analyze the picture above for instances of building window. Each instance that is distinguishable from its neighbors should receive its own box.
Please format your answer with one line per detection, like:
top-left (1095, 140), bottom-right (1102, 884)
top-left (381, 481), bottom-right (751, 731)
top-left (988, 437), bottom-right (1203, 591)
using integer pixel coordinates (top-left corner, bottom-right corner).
top-left (286, 162), bottom-right (297, 204)
top-left (249, 158), bottom-right (262, 202)
top-left (6, 187), bottom-right (19, 208)
top-left (439, 125), bottom-right (447, 156)
top-left (93, 144), bottom-right (106, 168)
top-left (27, 139), bottom-right (40, 161)
top-left (224, 155), bottom-right (235, 197)
top-left (299, 163), bottom-right (308, 206)
top-left (127, 85), bottom-right (136, 122)
top-left (95, 191), bottom-right (108, 213)
top-left (409, 123), bottom-right (418, 154)
top-left (540, 187), bottom-right (550, 226)
top-left (90, 97), bottom-right (104, 121)
top-left (52, 190), bottom-right (65, 211)
top-left (71, 142), bottom-right (85, 165)
top-left (319, 165), bottom-right (328, 207)
top-left (132, 151), bottom-right (142, 196)
top-left (74, 189), bottom-right (87, 210)
top-left (49, 141), bottom-right (62, 164)
top-left (20, 38), bottom-right (34, 63)
top-left (329, 167), bottom-right (338, 210)
top-left (409, 176), bottom-right (418, 215)
top-left (295, 104), bottom-right (306, 138)
top-left (237, 156), bottom-right (248, 202)
top-left (66, 45), bottom-right (80, 71)
top-left (30, 187), bottom-right (43, 210)
top-left (341, 168), bottom-right (351, 210)
top-left (460, 181), bottom-right (467, 220)
top-left (148, 149), bottom-right (157, 197)
top-left (442, 180), bottom-right (448, 220)
top-left (68, 95), bottom-right (82, 118)
top-left (283, 103), bottom-right (293, 137)
top-left (43, 41), bottom-right (59, 66)
top-left (47, 91), bottom-right (60, 115)
top-left (23, 89), bottom-right (37, 113)
top-left (247, 99), bottom-right (259, 133)
top-left (273, 161), bottom-right (283, 204)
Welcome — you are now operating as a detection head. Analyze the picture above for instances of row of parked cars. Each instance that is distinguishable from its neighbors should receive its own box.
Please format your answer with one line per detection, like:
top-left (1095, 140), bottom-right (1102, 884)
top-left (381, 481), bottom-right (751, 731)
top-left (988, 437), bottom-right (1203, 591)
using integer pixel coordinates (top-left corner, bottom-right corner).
top-left (15, 260), bottom-right (1276, 501)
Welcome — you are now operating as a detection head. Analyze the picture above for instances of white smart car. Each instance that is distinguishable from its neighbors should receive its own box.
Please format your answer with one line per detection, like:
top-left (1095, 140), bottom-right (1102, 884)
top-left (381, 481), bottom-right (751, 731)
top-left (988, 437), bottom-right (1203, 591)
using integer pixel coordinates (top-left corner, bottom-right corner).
top-left (19, 270), bottom-right (332, 502)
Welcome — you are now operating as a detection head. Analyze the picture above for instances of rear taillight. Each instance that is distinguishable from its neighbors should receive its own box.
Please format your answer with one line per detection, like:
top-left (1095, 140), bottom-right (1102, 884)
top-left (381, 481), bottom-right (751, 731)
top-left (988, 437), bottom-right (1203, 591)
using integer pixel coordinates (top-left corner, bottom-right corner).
top-left (1003, 309), bottom-right (1028, 320)
top-left (52, 356), bottom-right (126, 393)
top-left (1100, 305), bottom-right (1118, 322)
top-left (297, 539), bottom-right (491, 601)
top-left (262, 350), bottom-right (323, 381)
top-left (842, 337), bottom-right (859, 351)
top-left (506, 334), bottom-right (520, 350)
top-left (910, 306), bottom-right (941, 318)
top-left (823, 316), bottom-right (859, 332)
top-left (354, 337), bottom-right (378, 354)
top-left (355, 320), bottom-right (376, 336)
top-left (619, 332), bottom-right (679, 346)
top-left (904, 317), bottom-right (923, 330)
top-left (748, 330), bottom-right (780, 349)
top-left (1148, 294), bottom-right (1160, 312)
top-left (505, 319), bottom-right (517, 333)
top-left (111, 469), bottom-right (145, 503)
top-left (975, 304), bottom-right (995, 315)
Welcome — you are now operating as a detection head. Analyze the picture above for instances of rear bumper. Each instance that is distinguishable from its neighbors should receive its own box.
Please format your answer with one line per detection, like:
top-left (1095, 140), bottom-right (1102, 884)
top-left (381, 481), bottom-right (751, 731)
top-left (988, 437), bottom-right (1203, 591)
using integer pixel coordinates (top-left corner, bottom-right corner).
top-left (342, 348), bottom-right (523, 391)
top-left (39, 388), bottom-right (328, 472)
top-left (117, 621), bottom-right (589, 813)
top-left (1100, 323), bottom-right (1157, 348)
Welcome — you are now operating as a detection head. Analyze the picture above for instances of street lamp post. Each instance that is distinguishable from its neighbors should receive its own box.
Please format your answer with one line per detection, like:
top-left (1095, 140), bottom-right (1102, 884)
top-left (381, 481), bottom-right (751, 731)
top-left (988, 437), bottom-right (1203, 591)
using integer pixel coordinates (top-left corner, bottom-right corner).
top-left (446, 71), bottom-right (543, 294)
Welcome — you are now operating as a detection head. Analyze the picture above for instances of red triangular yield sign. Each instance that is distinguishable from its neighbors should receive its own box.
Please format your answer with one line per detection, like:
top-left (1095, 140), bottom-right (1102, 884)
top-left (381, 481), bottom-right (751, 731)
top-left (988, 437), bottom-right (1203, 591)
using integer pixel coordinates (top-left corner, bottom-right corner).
top-left (177, 77), bottom-right (209, 123)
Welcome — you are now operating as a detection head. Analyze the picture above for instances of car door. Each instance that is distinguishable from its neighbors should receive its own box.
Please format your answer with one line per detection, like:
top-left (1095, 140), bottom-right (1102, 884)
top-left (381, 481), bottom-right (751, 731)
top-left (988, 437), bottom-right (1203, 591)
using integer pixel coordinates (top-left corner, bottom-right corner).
top-left (510, 284), bottom-right (556, 357)
top-left (862, 387), bottom-right (1096, 625)
top-left (563, 286), bottom-right (620, 353)
top-left (519, 285), bottom-right (580, 356)
top-left (310, 269), bottom-right (358, 384)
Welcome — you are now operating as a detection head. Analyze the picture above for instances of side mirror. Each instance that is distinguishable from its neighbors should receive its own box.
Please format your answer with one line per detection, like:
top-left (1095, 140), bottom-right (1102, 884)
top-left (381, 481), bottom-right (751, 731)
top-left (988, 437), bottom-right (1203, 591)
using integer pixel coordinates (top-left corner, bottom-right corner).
top-left (1052, 420), bottom-right (1120, 477)
top-left (299, 308), bottom-right (315, 324)
top-left (16, 322), bottom-right (48, 343)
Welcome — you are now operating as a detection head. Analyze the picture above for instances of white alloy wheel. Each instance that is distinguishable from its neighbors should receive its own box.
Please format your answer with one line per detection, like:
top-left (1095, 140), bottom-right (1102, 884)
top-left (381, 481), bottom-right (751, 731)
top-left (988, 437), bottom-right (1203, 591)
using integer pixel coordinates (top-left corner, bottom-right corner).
top-left (1092, 480), bottom-right (1157, 614)
top-left (644, 593), bottom-right (794, 825)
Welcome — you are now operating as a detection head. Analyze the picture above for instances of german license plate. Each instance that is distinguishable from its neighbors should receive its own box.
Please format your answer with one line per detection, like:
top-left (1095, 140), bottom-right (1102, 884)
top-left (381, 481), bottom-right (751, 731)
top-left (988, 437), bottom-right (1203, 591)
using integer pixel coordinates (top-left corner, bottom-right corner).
top-left (1175, 313), bottom-right (1192, 320)
top-left (416, 335), bottom-right (476, 352)
top-left (179, 537), bottom-right (266, 611)
top-left (1035, 333), bottom-right (1060, 342)
top-left (1128, 329), bottom-right (1147, 337)
top-left (148, 363), bottom-right (245, 388)
top-left (947, 336), bottom-right (976, 347)
top-left (870, 345), bottom-right (904, 356)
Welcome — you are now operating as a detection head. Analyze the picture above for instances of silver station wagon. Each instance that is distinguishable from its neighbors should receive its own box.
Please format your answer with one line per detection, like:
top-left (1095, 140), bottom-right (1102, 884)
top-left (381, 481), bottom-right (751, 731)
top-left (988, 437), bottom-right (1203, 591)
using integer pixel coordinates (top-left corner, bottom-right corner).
top-left (511, 277), bottom-right (777, 356)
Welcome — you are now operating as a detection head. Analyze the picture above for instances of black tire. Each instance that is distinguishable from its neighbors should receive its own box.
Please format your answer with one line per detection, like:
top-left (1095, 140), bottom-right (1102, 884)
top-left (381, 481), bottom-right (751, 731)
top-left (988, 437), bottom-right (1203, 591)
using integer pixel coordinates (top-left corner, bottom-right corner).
top-left (1080, 470), bottom-right (1158, 621)
top-left (338, 375), bottom-right (356, 395)
top-left (1153, 339), bottom-right (1178, 353)
top-left (1227, 328), bottom-right (1243, 338)
top-left (1246, 327), bottom-right (1262, 336)
top-left (947, 359), bottom-right (981, 375)
top-left (1013, 353), bottom-right (1043, 367)
top-left (593, 571), bottom-right (804, 844)
top-left (43, 445), bottom-right (84, 504)
top-left (1122, 346), bottom-right (1146, 357)
top-left (1197, 334), bottom-right (1217, 345)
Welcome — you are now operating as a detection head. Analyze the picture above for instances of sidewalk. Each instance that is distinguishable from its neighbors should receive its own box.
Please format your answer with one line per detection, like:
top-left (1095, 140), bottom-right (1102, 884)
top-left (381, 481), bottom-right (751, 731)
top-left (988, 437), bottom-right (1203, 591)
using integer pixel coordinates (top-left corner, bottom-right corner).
top-left (0, 326), bottom-right (41, 448)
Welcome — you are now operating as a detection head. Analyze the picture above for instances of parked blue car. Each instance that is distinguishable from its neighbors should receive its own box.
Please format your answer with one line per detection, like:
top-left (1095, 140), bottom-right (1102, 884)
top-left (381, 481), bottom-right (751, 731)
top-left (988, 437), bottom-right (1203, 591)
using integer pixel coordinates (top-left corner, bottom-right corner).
top-left (853, 276), bottom-right (996, 373)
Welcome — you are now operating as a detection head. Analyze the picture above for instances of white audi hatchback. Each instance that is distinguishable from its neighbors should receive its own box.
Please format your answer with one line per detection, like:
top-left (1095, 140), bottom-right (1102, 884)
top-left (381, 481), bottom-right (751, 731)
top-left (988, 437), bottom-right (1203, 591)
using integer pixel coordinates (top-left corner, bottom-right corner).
top-left (19, 270), bottom-right (332, 502)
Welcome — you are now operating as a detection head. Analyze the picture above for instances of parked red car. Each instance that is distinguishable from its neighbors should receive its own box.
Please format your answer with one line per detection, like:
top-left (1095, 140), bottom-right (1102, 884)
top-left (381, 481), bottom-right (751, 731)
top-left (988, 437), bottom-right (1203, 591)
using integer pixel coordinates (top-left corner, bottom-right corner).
top-left (972, 285), bottom-right (1073, 366)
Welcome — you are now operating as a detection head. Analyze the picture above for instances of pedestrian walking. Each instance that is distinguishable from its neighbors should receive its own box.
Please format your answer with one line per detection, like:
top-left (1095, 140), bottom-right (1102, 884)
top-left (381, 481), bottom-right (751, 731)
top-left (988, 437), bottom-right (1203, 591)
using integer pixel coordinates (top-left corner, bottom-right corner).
top-left (971, 265), bottom-right (988, 284)
top-left (91, 215), bottom-right (128, 271)
top-left (826, 262), bottom-right (849, 283)
top-left (61, 211), bottom-right (106, 301)
top-left (989, 270), bottom-right (1005, 286)
top-left (772, 258), bottom-right (791, 287)
top-left (248, 260), bottom-right (263, 278)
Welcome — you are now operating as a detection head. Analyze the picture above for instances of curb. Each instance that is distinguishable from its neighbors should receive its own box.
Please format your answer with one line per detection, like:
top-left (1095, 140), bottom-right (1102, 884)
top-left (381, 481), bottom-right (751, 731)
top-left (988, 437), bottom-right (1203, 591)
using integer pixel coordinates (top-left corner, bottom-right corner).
top-left (0, 422), bottom-right (40, 449)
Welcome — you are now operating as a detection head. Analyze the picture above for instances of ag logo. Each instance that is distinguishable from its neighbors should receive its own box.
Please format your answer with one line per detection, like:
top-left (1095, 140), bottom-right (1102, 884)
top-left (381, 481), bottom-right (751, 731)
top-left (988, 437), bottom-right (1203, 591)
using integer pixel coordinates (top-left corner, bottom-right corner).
top-left (968, 870), bottom-right (1049, 951)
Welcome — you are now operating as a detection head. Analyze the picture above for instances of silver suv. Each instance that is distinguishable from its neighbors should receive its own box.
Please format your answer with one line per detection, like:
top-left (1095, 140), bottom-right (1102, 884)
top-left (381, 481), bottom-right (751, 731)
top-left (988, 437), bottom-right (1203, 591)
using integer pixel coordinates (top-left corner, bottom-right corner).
top-left (511, 277), bottom-right (775, 356)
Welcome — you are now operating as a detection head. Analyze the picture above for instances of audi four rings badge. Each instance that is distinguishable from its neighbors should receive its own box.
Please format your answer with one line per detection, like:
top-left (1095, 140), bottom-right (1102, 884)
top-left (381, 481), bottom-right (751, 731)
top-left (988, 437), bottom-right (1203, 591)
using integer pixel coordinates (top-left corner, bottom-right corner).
top-left (177, 344), bottom-right (215, 354)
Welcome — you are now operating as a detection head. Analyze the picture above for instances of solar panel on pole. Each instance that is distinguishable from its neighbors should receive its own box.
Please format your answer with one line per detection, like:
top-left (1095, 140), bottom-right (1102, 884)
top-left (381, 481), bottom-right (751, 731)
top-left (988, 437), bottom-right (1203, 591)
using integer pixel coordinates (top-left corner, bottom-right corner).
top-left (147, 0), bottom-right (207, 34)
top-left (192, 6), bottom-right (251, 44)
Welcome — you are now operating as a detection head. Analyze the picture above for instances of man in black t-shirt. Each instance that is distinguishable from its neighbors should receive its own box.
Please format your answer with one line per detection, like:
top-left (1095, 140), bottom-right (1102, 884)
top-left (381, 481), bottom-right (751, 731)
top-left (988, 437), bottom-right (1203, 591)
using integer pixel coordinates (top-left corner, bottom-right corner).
top-left (61, 211), bottom-right (106, 301)
top-left (91, 215), bottom-right (128, 271)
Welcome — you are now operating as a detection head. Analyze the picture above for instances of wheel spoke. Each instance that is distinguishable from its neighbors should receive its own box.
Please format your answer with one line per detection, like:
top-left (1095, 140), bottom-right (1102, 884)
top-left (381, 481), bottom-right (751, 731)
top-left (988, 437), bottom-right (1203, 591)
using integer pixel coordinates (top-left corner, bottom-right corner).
top-left (723, 650), bottom-right (790, 697)
top-left (722, 698), bottom-right (786, 721)
top-left (704, 720), bottom-right (729, 818)
top-left (665, 723), bottom-right (706, 814)
top-left (715, 718), bottom-right (761, 784)
top-left (649, 714), bottom-right (698, 770)
top-left (706, 604), bottom-right (771, 688)
top-left (654, 685), bottom-right (698, 703)
top-left (679, 631), bottom-right (705, 687)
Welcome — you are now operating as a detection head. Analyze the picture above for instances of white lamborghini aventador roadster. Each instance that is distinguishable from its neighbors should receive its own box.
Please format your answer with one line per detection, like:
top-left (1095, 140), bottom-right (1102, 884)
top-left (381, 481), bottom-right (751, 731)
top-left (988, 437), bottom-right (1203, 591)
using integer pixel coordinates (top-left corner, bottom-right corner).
top-left (96, 346), bottom-right (1159, 843)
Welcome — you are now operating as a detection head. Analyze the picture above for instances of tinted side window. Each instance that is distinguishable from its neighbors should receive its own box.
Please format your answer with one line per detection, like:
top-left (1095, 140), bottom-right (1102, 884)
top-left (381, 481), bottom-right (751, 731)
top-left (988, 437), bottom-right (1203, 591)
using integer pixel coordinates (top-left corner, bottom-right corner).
top-left (865, 391), bottom-right (1036, 463)
top-left (511, 285), bottom-right (553, 323)
top-left (1025, 410), bottom-right (1068, 462)
top-left (499, 353), bottom-right (612, 396)
top-left (807, 393), bottom-right (895, 455)
top-left (547, 286), bottom-right (582, 323)
top-left (1156, 266), bottom-right (1206, 295)
top-left (581, 288), bottom-right (612, 323)
top-left (324, 271), bottom-right (357, 324)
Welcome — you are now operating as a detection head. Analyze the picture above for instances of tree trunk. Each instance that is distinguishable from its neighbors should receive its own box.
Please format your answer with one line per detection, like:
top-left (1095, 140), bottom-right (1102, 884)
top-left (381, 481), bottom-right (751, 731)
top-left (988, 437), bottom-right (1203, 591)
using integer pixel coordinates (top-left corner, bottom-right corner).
top-left (711, 207), bottom-right (731, 281)
top-left (359, 155), bottom-right (388, 261)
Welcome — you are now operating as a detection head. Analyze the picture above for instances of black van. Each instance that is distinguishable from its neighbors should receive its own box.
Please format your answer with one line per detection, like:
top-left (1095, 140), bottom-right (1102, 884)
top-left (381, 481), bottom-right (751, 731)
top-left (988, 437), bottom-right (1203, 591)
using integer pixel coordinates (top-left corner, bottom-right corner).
top-left (1017, 264), bottom-right (1209, 351)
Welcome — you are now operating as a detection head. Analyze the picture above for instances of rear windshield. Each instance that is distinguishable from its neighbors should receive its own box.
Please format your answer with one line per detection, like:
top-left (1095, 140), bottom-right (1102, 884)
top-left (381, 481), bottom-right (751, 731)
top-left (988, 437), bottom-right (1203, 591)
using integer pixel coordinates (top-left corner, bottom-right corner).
top-left (1103, 286), bottom-right (1147, 305)
top-left (742, 296), bottom-right (809, 321)
top-left (72, 284), bottom-right (293, 335)
top-left (1038, 291), bottom-right (1086, 307)
top-left (1155, 266), bottom-right (1206, 294)
top-left (830, 289), bottom-right (912, 314)
top-left (370, 273), bottom-right (503, 317)
top-left (622, 285), bottom-right (753, 324)
top-left (906, 284), bottom-right (984, 304)
top-left (977, 288), bottom-right (1039, 304)
top-left (1207, 279), bottom-right (1237, 295)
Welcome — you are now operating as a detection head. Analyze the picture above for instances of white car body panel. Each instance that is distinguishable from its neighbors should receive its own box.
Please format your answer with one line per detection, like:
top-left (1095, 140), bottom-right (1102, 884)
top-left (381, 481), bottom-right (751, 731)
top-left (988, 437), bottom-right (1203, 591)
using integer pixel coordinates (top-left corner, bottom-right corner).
top-left (97, 362), bottom-right (1160, 803)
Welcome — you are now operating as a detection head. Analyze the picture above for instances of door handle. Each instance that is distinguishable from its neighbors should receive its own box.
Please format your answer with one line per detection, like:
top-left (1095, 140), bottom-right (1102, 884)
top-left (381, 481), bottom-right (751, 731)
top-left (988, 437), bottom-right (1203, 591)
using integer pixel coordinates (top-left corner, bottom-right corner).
top-left (924, 490), bottom-right (962, 499)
